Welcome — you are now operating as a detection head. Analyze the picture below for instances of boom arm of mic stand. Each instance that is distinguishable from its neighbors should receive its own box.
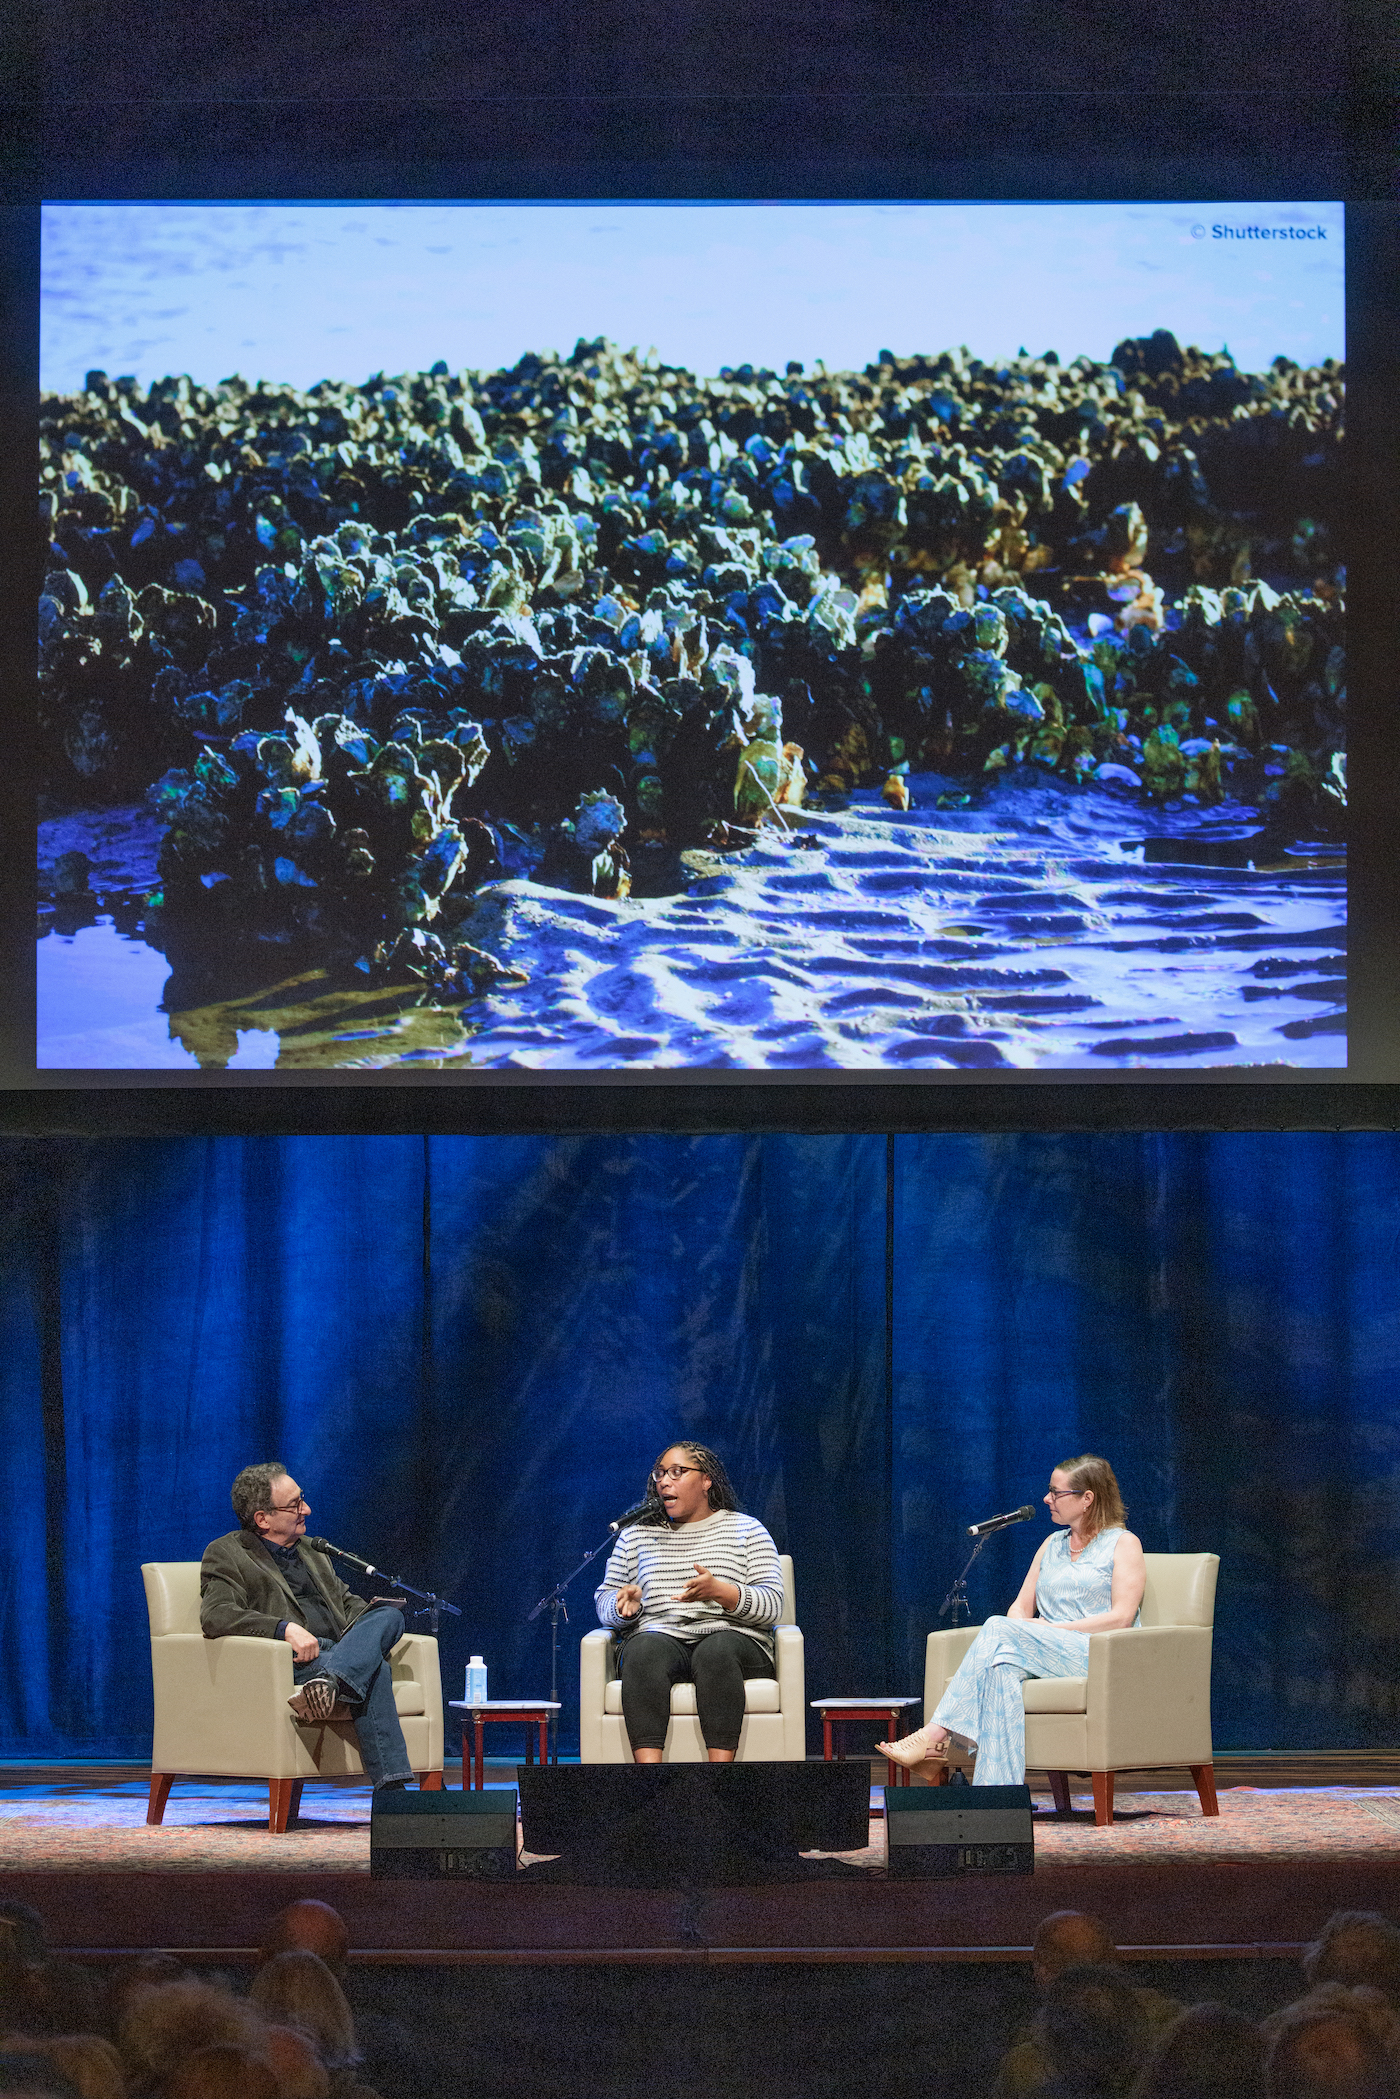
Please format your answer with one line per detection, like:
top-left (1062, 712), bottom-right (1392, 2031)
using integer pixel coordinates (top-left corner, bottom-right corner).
top-left (938, 1532), bottom-right (989, 1624)
top-left (314, 1542), bottom-right (462, 1636)
top-left (373, 1572), bottom-right (462, 1638)
top-left (527, 1531), bottom-right (619, 1764)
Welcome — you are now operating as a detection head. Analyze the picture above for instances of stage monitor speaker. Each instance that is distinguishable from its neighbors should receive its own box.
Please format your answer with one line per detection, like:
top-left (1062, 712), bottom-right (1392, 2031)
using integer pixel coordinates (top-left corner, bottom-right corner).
top-left (884, 1781), bottom-right (1034, 1878)
top-left (517, 1762), bottom-right (872, 1886)
top-left (370, 1786), bottom-right (518, 1879)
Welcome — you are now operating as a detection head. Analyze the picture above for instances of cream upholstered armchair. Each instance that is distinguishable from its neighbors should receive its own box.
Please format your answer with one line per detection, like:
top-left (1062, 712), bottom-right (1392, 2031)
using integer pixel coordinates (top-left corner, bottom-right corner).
top-left (922, 1551), bottom-right (1220, 1826)
top-left (142, 1562), bottom-right (445, 1832)
top-left (580, 1555), bottom-right (805, 1762)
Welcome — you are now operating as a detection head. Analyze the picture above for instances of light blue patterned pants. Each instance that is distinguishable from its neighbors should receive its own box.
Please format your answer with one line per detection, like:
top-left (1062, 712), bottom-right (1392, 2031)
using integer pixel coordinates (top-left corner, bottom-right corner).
top-left (933, 1615), bottom-right (1090, 1786)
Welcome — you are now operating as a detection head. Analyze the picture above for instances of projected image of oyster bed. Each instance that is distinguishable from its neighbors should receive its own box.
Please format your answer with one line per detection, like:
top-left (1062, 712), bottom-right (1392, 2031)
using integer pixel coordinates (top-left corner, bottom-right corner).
top-left (37, 205), bottom-right (1345, 1070)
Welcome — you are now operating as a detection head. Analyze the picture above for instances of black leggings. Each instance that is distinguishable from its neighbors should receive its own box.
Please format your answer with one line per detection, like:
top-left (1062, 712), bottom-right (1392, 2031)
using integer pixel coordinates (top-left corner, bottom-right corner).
top-left (618, 1630), bottom-right (774, 1753)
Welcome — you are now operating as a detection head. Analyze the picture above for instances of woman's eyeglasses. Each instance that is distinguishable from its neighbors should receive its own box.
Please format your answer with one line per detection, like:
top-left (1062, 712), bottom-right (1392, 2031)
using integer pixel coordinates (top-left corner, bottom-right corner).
top-left (652, 1465), bottom-right (704, 1484)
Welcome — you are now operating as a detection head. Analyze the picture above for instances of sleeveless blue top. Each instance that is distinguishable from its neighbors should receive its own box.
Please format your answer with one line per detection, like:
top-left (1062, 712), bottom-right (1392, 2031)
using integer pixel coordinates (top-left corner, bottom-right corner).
top-left (1034, 1526), bottom-right (1137, 1625)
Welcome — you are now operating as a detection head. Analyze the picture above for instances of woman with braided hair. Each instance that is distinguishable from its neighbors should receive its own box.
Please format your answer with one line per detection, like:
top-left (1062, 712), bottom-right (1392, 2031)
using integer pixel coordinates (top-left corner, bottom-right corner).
top-left (595, 1440), bottom-right (784, 1762)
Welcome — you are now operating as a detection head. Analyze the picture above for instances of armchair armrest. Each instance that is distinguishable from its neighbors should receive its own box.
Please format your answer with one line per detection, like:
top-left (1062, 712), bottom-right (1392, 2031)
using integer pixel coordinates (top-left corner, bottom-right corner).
top-left (774, 1624), bottom-right (805, 1759)
top-left (579, 1629), bottom-right (615, 1764)
top-left (390, 1633), bottom-right (443, 1767)
top-left (1085, 1624), bottom-right (1214, 1769)
top-left (923, 1627), bottom-right (979, 1726)
top-left (151, 1633), bottom-right (301, 1777)
top-left (391, 1632), bottom-right (440, 1692)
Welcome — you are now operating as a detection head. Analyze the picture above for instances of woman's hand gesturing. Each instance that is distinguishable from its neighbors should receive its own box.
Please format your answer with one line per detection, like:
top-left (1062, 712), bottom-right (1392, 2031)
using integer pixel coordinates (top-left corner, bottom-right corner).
top-left (672, 1564), bottom-right (740, 1609)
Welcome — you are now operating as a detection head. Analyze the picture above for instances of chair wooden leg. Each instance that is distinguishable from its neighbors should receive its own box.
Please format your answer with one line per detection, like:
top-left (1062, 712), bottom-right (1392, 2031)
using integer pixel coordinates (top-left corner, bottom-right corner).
top-left (147, 1774), bottom-right (174, 1826)
top-left (1090, 1773), bottom-right (1115, 1826)
top-left (1190, 1762), bottom-right (1220, 1816)
top-left (420, 1769), bottom-right (443, 1791)
top-left (268, 1778), bottom-right (299, 1833)
top-left (1047, 1772), bottom-right (1071, 1814)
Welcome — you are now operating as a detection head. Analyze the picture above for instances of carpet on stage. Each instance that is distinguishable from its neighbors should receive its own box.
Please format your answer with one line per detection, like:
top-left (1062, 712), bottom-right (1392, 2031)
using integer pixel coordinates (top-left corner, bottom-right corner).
top-left (2, 1771), bottom-right (1400, 1872)
top-left (5, 1773), bottom-right (1398, 2098)
top-left (4, 1771), bottom-right (1400, 1877)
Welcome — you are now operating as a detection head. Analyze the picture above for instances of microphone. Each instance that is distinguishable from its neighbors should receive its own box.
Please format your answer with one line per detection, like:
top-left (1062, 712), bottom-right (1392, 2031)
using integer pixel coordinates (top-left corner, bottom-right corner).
top-left (304, 1535), bottom-right (381, 1575)
top-left (966, 1505), bottom-right (1036, 1538)
top-left (608, 1500), bottom-right (657, 1533)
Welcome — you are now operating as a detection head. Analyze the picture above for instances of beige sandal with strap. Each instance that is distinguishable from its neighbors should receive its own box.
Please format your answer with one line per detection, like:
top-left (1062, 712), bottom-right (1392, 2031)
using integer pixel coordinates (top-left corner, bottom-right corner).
top-left (876, 1723), bottom-right (952, 1769)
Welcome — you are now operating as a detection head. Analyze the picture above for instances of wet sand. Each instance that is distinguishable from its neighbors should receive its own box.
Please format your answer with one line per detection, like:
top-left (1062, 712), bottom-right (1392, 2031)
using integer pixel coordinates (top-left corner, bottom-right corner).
top-left (38, 775), bottom-right (1344, 1071)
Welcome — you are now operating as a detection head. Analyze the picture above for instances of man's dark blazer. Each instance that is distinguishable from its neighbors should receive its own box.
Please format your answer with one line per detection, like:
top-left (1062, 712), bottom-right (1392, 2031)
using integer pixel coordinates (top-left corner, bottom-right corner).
top-left (200, 1529), bottom-right (370, 1642)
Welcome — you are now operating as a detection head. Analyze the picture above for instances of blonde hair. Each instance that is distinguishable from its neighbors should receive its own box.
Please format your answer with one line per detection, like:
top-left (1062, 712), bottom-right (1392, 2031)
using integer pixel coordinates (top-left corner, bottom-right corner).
top-left (249, 1951), bottom-right (358, 2072)
top-left (37, 2035), bottom-right (125, 2099)
top-left (262, 2025), bottom-right (332, 2099)
top-left (1053, 1454), bottom-right (1127, 1537)
top-left (119, 1978), bottom-right (265, 2085)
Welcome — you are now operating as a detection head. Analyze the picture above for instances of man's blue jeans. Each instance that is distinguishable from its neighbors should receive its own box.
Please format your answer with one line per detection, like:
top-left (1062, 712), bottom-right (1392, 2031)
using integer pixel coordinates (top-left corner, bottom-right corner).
top-left (293, 1604), bottom-right (414, 1790)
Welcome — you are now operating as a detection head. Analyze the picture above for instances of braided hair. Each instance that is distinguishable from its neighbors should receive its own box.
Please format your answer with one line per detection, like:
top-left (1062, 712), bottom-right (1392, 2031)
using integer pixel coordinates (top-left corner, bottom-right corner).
top-left (635, 1440), bottom-right (741, 1526)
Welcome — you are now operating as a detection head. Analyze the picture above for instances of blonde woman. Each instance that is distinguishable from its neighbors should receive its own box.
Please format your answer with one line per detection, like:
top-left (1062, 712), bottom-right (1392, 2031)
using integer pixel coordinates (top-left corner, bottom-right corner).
top-left (248, 1951), bottom-right (365, 2092)
top-left (879, 1455), bottom-right (1145, 1787)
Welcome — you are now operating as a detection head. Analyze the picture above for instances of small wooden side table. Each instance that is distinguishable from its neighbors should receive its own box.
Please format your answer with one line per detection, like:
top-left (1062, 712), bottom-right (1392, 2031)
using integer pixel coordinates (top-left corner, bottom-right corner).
top-left (811, 1696), bottom-right (924, 1789)
top-left (448, 1700), bottom-right (561, 1792)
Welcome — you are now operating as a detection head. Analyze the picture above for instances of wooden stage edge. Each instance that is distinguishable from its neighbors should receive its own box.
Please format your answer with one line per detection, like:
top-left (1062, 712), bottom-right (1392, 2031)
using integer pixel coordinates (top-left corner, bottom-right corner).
top-left (11, 1854), bottom-right (1400, 1966)
top-left (6, 1752), bottom-right (1400, 1790)
top-left (54, 1943), bottom-right (1311, 1967)
top-left (9, 1755), bottom-right (1400, 1965)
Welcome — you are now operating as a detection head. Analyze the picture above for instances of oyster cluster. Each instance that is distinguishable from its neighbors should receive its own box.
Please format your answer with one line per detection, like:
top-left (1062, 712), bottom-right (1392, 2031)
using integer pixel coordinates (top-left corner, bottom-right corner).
top-left (38, 331), bottom-right (1345, 972)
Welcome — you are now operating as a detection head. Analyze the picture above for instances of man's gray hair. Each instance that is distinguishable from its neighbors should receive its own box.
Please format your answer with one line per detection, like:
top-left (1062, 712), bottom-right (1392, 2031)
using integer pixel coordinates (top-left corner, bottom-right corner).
top-left (231, 1461), bottom-right (290, 1530)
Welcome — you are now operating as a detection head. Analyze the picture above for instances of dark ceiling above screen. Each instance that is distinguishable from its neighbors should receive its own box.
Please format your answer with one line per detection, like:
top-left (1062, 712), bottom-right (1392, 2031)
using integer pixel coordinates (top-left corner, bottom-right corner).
top-left (33, 198), bottom-right (1370, 1089)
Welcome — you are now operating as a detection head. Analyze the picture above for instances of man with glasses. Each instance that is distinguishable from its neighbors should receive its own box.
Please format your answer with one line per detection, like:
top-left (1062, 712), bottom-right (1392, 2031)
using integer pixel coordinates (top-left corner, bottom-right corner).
top-left (199, 1461), bottom-right (415, 1793)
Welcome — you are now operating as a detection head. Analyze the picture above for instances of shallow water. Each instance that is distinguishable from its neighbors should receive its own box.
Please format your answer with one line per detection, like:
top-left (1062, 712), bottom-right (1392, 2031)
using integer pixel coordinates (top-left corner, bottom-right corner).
top-left (37, 776), bottom-right (1345, 1072)
top-left (40, 203), bottom-right (1345, 399)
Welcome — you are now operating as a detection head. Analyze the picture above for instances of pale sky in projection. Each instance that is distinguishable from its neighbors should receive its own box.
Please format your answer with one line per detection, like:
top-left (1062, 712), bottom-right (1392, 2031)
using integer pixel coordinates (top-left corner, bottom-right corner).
top-left (41, 200), bottom-right (1345, 395)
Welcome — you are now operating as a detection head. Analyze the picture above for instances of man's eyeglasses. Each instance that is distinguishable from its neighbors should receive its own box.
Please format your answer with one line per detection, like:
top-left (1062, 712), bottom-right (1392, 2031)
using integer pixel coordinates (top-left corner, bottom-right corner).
top-left (271, 1495), bottom-right (308, 1514)
top-left (652, 1465), bottom-right (704, 1484)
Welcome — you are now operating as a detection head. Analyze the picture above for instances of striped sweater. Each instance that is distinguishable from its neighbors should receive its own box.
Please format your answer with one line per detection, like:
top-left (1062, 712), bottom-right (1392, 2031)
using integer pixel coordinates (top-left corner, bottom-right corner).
top-left (595, 1509), bottom-right (783, 1660)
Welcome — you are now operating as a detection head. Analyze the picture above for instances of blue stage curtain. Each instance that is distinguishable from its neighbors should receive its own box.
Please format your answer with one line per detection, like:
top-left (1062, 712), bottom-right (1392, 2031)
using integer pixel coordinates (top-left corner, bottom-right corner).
top-left (1, 1132), bottom-right (1397, 1759)
top-left (0, 1135), bottom-right (886, 1759)
top-left (891, 1133), bottom-right (1400, 1755)
top-left (418, 1134), bottom-right (888, 1739)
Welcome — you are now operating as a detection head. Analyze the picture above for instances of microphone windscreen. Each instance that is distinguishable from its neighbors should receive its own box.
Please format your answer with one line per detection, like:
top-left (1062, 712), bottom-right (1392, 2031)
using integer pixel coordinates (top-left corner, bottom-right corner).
top-left (609, 1501), bottom-right (656, 1531)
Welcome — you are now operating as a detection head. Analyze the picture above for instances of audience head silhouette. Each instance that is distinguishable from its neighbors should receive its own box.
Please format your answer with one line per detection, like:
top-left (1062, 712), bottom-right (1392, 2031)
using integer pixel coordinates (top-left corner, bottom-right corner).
top-left (257, 1901), bottom-right (350, 1981)
top-left (1264, 1987), bottom-right (1400, 2099)
top-left (248, 1950), bottom-right (360, 2074)
top-left (1033, 1911), bottom-right (1120, 1990)
top-left (1133, 2001), bottom-right (1266, 2099)
top-left (1304, 1915), bottom-right (1400, 2007)
top-left (163, 2041), bottom-right (279, 2099)
top-left (1039, 1963), bottom-right (1150, 2096)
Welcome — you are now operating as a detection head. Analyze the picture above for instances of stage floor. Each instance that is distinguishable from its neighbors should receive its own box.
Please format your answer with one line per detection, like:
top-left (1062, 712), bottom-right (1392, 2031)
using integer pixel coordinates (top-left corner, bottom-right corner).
top-left (4, 1764), bottom-right (1400, 1961)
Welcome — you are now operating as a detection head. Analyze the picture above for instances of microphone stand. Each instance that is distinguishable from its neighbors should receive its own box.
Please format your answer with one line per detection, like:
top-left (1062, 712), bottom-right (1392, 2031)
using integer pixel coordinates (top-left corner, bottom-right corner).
top-left (314, 1540), bottom-right (462, 1637)
top-left (938, 1533), bottom-right (990, 1626)
top-left (527, 1530), bottom-right (618, 1766)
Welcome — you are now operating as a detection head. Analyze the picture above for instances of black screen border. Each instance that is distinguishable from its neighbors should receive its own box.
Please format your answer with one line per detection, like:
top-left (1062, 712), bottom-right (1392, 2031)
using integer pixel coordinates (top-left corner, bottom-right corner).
top-left (6, 49), bottom-right (1397, 1131)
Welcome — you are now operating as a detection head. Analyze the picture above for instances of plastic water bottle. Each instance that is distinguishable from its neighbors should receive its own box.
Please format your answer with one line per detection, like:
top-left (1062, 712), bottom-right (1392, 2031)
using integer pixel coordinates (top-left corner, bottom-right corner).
top-left (464, 1655), bottom-right (488, 1706)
